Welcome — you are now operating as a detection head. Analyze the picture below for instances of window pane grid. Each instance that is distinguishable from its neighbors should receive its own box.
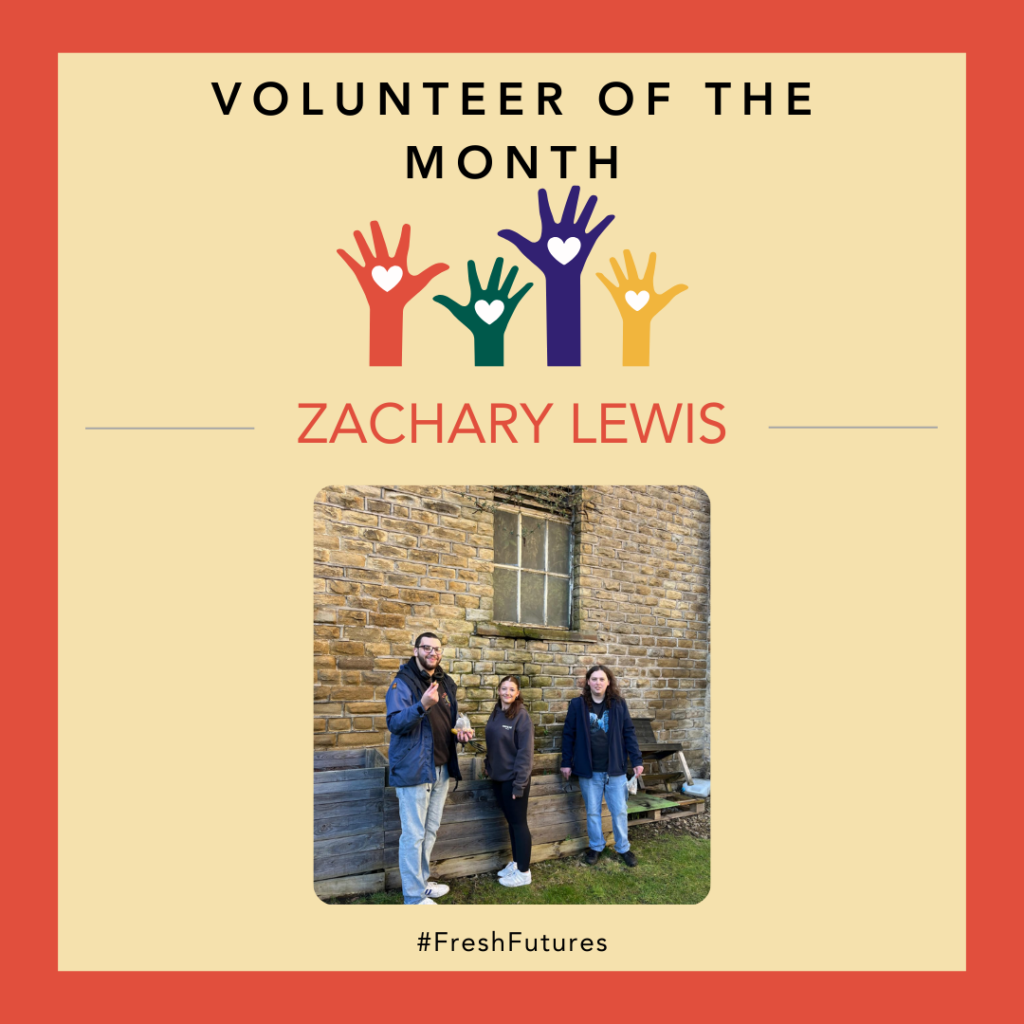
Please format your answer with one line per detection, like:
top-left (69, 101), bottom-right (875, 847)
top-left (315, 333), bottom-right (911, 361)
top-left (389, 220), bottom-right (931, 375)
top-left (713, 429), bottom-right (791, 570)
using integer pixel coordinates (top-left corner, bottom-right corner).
top-left (493, 509), bottom-right (572, 627)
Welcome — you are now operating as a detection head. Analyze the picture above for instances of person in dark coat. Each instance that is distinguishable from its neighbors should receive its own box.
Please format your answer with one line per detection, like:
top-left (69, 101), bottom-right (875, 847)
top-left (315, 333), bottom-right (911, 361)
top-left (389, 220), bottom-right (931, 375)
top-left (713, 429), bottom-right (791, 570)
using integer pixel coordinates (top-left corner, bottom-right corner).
top-left (560, 665), bottom-right (644, 866)
top-left (385, 632), bottom-right (473, 904)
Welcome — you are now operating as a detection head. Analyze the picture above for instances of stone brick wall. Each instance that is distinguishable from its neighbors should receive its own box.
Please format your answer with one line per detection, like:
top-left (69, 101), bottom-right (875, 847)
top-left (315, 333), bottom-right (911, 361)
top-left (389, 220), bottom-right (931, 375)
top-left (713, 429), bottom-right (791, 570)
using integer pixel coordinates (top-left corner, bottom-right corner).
top-left (314, 485), bottom-right (710, 774)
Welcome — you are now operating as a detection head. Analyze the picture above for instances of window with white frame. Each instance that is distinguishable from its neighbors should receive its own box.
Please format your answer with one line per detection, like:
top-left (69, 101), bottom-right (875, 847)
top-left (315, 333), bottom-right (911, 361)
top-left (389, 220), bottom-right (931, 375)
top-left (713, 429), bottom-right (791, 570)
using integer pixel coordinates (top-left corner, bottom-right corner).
top-left (492, 507), bottom-right (572, 627)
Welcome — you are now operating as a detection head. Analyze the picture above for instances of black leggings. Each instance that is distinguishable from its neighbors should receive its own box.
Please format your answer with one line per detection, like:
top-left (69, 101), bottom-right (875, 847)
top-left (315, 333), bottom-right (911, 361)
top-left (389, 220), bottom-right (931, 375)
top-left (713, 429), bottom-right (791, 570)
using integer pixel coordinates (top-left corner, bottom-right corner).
top-left (492, 779), bottom-right (532, 871)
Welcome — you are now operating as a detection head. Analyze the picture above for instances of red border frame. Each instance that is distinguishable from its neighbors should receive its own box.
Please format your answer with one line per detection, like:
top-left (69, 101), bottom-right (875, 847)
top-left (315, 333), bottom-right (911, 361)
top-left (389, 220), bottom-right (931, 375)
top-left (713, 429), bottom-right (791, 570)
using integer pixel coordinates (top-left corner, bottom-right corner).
top-left (14, 1), bottom-right (1017, 1019)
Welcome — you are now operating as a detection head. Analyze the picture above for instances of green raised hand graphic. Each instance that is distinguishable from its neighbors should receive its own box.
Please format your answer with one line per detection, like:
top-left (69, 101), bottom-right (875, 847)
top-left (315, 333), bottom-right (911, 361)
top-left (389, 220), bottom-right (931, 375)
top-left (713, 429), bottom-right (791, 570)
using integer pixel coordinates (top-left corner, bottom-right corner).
top-left (433, 258), bottom-right (533, 366)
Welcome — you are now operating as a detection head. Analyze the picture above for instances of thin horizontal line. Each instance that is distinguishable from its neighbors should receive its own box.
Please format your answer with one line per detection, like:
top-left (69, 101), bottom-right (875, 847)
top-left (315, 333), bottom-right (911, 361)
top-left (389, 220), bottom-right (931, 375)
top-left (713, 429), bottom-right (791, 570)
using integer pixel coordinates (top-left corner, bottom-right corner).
top-left (768, 425), bottom-right (938, 430)
top-left (85, 426), bottom-right (255, 430)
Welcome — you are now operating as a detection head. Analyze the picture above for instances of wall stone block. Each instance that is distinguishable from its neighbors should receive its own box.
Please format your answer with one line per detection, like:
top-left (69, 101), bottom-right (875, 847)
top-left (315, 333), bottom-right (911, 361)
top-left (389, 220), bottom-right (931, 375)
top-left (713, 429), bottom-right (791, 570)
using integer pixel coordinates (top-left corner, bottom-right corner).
top-left (313, 485), bottom-right (710, 770)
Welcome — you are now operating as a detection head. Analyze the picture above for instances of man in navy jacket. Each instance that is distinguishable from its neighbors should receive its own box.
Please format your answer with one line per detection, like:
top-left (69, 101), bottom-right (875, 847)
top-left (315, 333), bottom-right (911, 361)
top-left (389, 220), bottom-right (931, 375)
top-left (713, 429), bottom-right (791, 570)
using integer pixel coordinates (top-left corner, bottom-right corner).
top-left (385, 632), bottom-right (473, 904)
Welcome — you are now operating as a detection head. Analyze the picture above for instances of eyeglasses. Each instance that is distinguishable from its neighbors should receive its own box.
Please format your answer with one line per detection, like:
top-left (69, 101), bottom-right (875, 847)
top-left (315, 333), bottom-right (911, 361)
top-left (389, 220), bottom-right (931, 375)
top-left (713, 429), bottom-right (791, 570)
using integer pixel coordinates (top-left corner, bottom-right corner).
top-left (418, 645), bottom-right (442, 655)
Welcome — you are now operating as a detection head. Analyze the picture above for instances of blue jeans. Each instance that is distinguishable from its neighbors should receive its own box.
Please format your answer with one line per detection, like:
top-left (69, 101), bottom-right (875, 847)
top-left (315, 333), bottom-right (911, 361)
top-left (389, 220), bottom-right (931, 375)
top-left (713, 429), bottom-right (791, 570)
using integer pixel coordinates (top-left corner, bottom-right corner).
top-left (578, 772), bottom-right (630, 853)
top-left (395, 764), bottom-right (450, 904)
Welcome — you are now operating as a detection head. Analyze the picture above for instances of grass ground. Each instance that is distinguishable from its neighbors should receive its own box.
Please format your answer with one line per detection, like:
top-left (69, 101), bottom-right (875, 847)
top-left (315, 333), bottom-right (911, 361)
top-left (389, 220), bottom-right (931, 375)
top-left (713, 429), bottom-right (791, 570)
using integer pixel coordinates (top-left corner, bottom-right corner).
top-left (323, 823), bottom-right (710, 905)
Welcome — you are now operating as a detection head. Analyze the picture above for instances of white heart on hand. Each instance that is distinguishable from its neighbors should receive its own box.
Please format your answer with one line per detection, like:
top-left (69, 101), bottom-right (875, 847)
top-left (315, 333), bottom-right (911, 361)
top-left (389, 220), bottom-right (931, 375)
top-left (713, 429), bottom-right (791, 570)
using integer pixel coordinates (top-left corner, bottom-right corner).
top-left (547, 237), bottom-right (582, 265)
top-left (371, 265), bottom-right (403, 292)
top-left (625, 290), bottom-right (650, 311)
top-left (474, 299), bottom-right (505, 325)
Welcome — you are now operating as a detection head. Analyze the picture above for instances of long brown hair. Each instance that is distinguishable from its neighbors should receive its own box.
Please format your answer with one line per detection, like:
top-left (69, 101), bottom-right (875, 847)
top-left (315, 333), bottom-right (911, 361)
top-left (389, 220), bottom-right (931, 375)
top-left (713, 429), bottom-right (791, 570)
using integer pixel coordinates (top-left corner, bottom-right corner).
top-left (581, 664), bottom-right (623, 707)
top-left (490, 675), bottom-right (525, 720)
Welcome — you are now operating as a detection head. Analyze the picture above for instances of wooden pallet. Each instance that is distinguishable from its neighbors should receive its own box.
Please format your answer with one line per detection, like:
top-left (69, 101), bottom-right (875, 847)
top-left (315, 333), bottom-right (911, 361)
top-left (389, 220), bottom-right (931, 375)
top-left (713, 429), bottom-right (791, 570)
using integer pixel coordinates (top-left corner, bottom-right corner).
top-left (626, 794), bottom-right (705, 824)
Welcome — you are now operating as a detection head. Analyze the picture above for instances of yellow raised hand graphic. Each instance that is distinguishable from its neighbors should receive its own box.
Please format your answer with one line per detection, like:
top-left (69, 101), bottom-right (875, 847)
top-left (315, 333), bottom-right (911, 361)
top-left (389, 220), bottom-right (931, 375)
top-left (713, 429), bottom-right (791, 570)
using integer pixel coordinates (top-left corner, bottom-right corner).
top-left (596, 250), bottom-right (688, 367)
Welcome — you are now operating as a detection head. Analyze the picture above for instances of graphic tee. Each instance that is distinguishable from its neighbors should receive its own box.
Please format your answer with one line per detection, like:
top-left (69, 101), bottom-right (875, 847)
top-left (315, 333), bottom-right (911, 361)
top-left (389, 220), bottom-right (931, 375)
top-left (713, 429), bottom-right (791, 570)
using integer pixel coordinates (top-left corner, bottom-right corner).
top-left (589, 703), bottom-right (610, 773)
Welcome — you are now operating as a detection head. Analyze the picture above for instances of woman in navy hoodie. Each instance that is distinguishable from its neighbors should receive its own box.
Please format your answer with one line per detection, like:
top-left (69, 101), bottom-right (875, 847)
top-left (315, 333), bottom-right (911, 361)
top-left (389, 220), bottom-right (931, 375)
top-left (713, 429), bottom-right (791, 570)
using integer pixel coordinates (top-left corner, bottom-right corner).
top-left (485, 675), bottom-right (535, 887)
top-left (560, 665), bottom-right (644, 866)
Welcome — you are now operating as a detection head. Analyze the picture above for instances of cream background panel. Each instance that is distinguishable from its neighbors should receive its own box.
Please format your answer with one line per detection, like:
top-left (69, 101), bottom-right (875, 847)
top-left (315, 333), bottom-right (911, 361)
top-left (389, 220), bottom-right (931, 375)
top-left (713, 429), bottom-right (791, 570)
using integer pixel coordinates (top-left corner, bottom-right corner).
top-left (58, 54), bottom-right (964, 969)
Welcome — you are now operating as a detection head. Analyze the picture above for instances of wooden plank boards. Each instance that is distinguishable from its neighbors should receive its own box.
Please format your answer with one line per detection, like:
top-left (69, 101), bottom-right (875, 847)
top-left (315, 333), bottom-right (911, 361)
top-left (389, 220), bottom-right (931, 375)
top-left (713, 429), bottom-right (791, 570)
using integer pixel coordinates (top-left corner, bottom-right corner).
top-left (382, 813), bottom-right (611, 867)
top-left (313, 768), bottom-right (707, 886)
top-left (455, 755), bottom-right (487, 780)
top-left (383, 807), bottom-right (612, 850)
top-left (523, 775), bottom-right (578, 797)
top-left (314, 748), bottom-right (386, 771)
top-left (454, 750), bottom-right (567, 780)
top-left (383, 804), bottom-right (610, 851)
top-left (382, 786), bottom-right (588, 826)
top-left (314, 767), bottom-right (386, 788)
top-left (531, 752), bottom-right (563, 774)
top-left (380, 774), bottom-right (574, 809)
top-left (383, 835), bottom-right (604, 889)
top-left (314, 829), bottom-right (385, 881)
top-left (315, 871), bottom-right (386, 898)
top-left (314, 784), bottom-right (385, 815)
top-left (313, 755), bottom-right (390, 878)
top-left (382, 793), bottom-right (599, 842)
top-left (315, 798), bottom-right (384, 840)
top-left (314, 749), bottom-right (369, 771)
top-left (314, 847), bottom-right (385, 880)
top-left (384, 798), bottom-right (503, 829)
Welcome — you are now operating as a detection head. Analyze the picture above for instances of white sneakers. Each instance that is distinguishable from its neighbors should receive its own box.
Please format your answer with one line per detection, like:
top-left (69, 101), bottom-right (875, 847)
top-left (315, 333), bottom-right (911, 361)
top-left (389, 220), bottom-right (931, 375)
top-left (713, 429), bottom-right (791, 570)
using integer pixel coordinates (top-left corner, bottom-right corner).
top-left (498, 868), bottom-right (532, 887)
top-left (416, 871), bottom-right (532, 900)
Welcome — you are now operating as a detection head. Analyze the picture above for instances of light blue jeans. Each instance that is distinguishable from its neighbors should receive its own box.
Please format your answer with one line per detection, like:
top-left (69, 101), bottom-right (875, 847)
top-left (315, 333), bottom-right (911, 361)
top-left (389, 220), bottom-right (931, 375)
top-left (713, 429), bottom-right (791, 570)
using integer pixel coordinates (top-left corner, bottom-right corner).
top-left (395, 764), bottom-right (450, 904)
top-left (578, 772), bottom-right (630, 853)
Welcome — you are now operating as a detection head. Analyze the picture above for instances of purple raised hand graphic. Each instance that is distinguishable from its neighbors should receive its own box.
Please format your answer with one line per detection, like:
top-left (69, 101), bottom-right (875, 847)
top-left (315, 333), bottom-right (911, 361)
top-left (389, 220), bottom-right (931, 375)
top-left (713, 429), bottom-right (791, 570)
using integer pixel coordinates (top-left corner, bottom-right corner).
top-left (498, 185), bottom-right (614, 367)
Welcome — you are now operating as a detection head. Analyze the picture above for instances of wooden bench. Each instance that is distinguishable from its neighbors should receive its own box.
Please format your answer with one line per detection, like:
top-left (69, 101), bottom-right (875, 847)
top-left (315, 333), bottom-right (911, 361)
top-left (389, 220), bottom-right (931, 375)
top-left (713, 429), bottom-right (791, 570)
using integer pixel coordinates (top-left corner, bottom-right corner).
top-left (630, 717), bottom-right (692, 791)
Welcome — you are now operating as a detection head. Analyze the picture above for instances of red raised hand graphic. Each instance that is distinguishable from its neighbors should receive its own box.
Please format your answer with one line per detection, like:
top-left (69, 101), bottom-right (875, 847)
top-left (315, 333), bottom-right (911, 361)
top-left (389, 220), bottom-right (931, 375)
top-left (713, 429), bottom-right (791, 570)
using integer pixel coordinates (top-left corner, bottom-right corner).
top-left (337, 221), bottom-right (448, 366)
